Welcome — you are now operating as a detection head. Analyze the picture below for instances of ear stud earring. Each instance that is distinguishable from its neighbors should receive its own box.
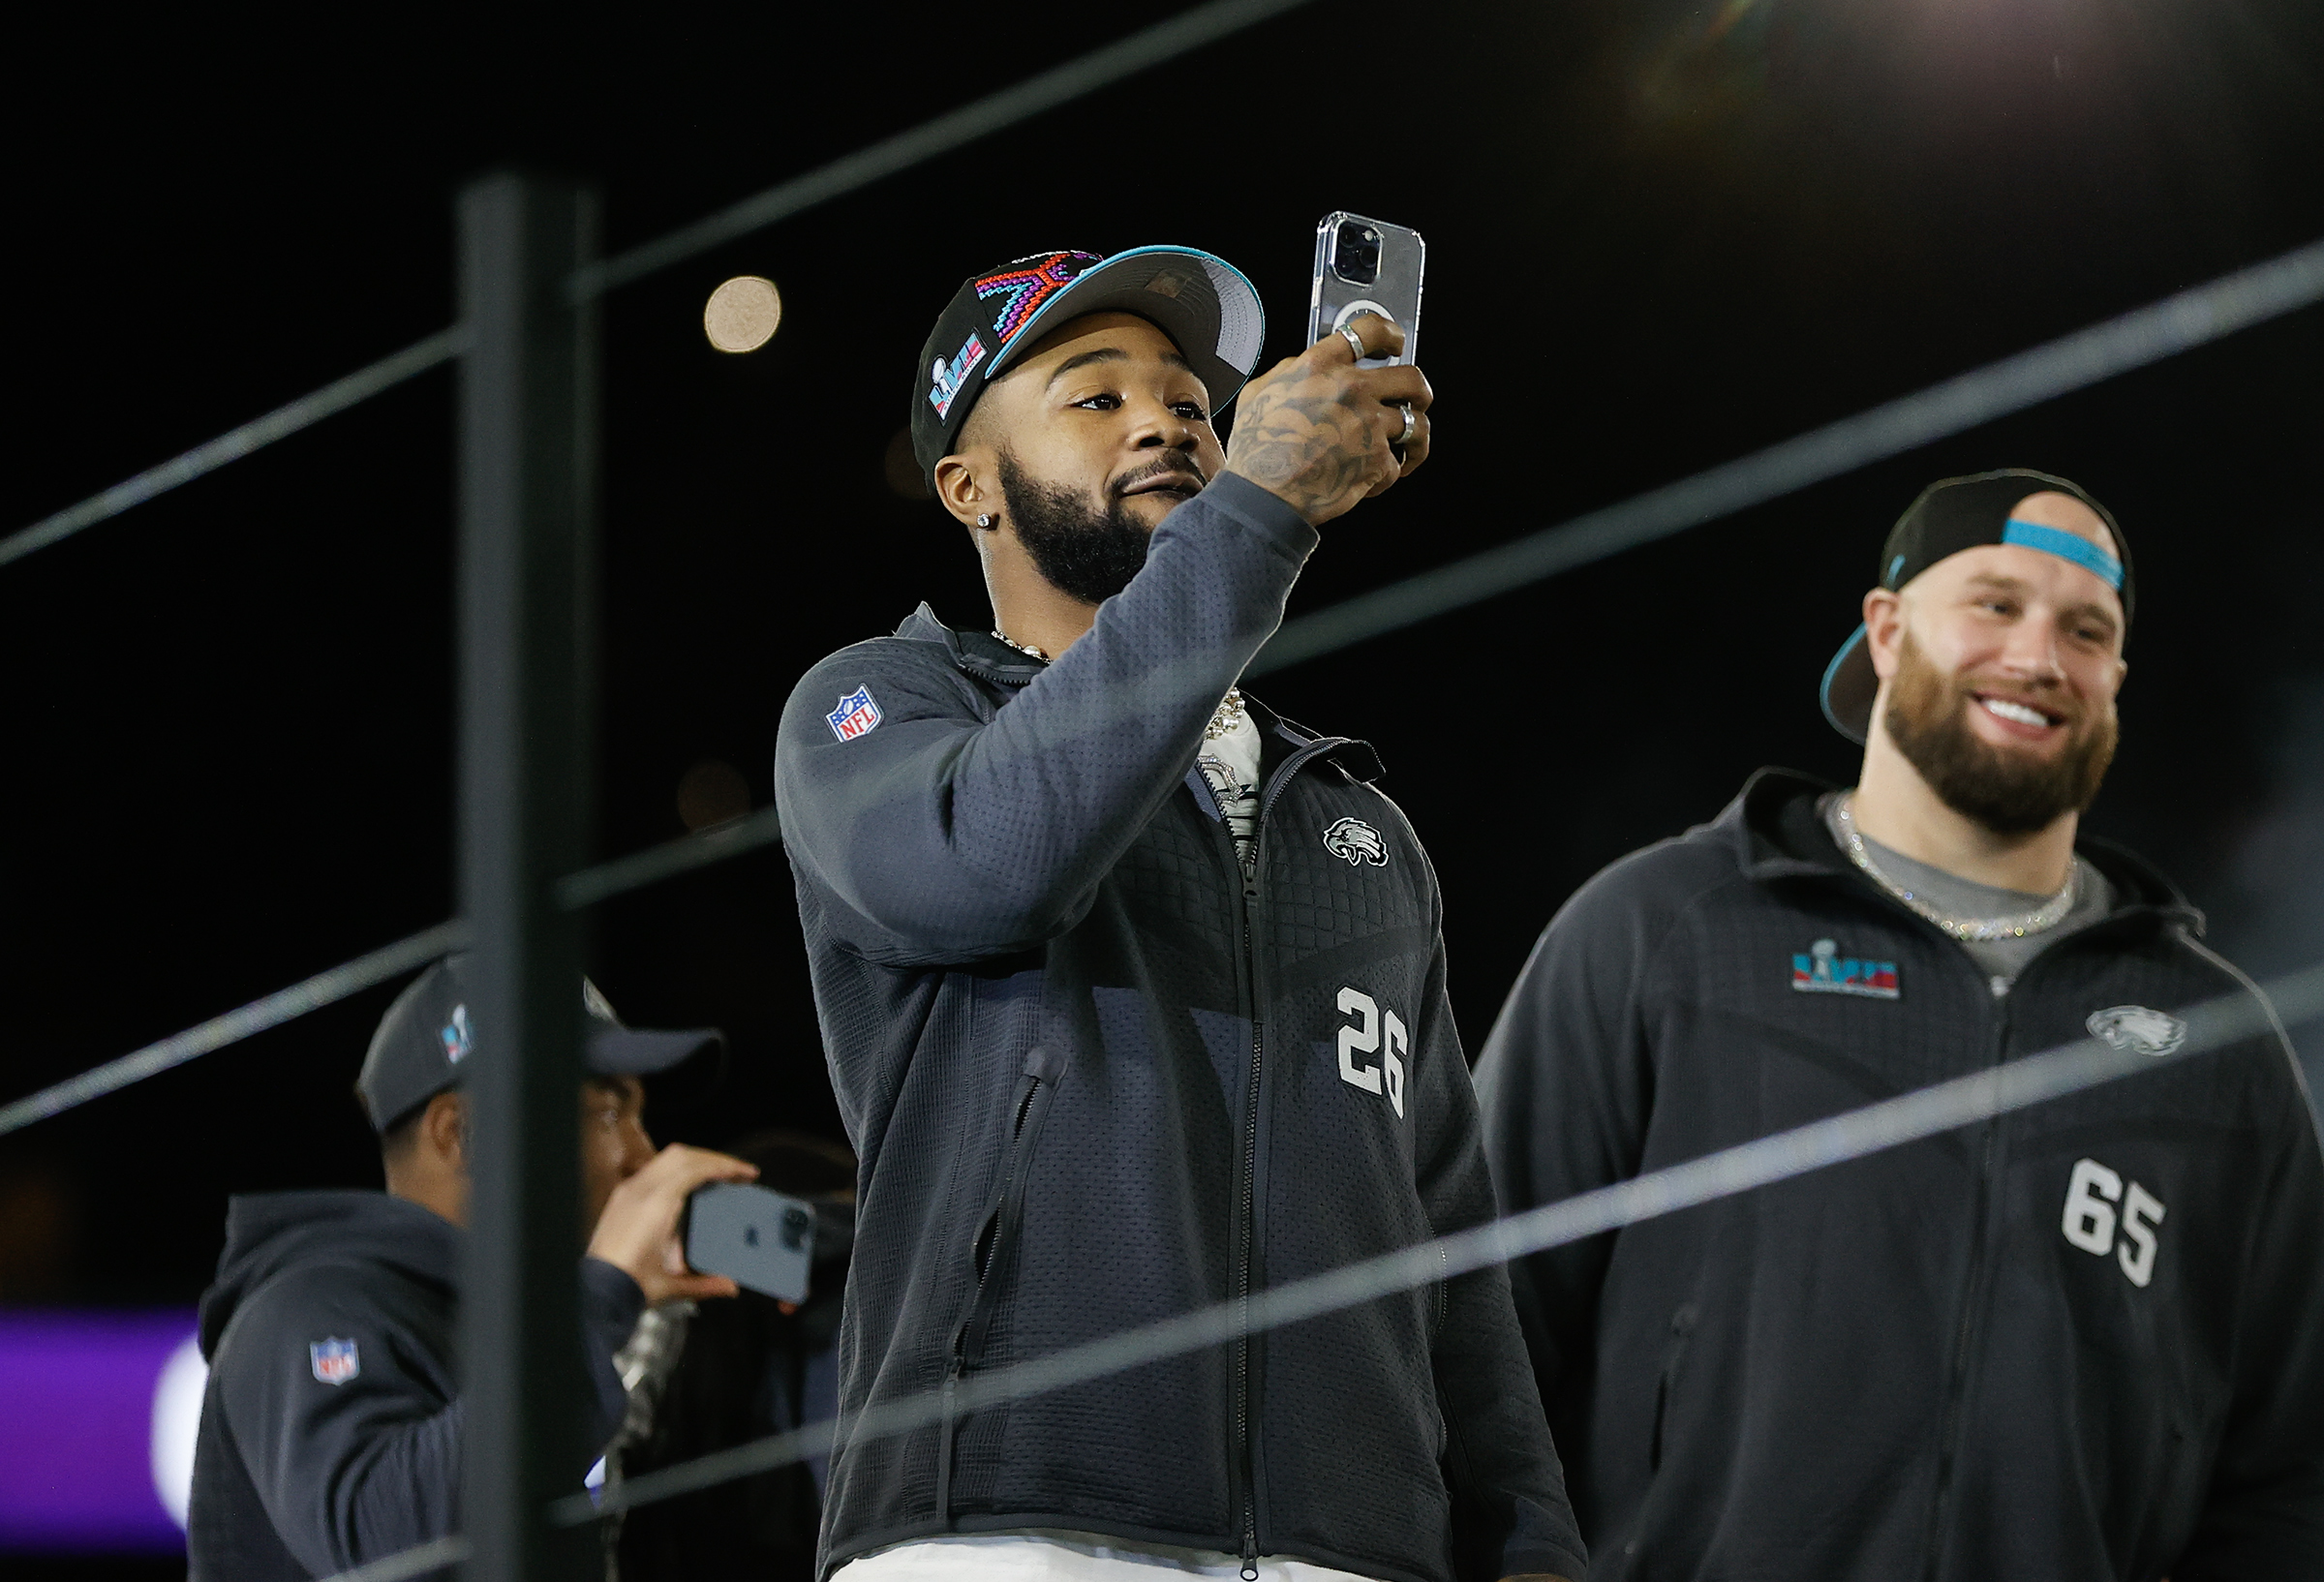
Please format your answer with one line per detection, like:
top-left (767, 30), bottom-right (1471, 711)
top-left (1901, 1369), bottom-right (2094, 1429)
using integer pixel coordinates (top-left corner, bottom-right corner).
top-left (976, 513), bottom-right (994, 528)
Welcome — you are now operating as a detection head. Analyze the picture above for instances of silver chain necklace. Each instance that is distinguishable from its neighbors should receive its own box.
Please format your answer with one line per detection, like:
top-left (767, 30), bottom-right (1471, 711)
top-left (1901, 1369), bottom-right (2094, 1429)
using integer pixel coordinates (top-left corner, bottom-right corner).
top-left (1205, 687), bottom-right (1248, 741)
top-left (990, 628), bottom-right (1050, 661)
top-left (1832, 794), bottom-right (2078, 941)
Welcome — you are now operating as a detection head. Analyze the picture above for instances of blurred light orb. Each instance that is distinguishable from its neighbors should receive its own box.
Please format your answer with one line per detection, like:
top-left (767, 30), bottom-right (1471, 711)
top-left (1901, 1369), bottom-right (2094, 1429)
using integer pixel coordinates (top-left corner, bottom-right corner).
top-left (704, 276), bottom-right (782, 353)
top-left (677, 757), bottom-right (752, 831)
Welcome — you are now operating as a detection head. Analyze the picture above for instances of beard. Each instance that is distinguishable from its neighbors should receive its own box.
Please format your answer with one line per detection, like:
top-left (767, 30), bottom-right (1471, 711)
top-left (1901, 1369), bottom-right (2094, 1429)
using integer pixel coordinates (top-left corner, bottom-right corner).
top-left (995, 447), bottom-right (1167, 605)
top-left (1881, 630), bottom-right (2118, 836)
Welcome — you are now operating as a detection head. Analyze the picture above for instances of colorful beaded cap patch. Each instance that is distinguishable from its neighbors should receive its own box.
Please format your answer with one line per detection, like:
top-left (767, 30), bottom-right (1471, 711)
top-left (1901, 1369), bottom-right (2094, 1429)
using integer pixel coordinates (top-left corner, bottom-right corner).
top-left (975, 251), bottom-right (1100, 348)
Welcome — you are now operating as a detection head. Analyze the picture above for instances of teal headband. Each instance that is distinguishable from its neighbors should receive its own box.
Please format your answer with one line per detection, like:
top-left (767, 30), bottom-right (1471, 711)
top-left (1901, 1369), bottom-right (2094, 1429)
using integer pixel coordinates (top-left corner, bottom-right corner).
top-left (2001, 519), bottom-right (2123, 590)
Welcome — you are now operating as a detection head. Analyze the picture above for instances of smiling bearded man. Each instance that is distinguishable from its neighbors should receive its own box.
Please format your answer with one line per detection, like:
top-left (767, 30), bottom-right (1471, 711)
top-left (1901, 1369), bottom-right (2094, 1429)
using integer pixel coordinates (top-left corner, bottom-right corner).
top-left (775, 248), bottom-right (1581, 1582)
top-left (1475, 470), bottom-right (2324, 1581)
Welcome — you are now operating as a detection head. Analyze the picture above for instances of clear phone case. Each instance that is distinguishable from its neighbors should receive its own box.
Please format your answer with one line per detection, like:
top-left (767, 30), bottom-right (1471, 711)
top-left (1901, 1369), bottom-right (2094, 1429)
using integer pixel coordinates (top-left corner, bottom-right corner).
top-left (1308, 211), bottom-right (1425, 368)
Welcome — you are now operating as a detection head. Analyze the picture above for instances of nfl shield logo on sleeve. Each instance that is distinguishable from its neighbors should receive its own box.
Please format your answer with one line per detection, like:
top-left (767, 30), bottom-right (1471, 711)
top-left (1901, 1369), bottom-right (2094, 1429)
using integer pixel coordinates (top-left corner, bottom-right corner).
top-left (310, 1338), bottom-right (360, 1385)
top-left (827, 687), bottom-right (882, 742)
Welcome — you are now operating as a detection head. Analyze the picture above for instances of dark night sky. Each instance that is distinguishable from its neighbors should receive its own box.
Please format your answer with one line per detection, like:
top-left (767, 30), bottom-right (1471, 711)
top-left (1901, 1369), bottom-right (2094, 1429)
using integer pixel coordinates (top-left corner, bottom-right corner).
top-left (5, 0), bottom-right (2320, 1397)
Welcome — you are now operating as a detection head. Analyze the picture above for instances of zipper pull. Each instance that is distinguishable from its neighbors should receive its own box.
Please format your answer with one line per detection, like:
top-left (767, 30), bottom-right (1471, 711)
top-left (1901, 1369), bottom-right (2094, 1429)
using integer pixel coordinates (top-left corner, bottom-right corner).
top-left (1241, 1525), bottom-right (1260, 1581)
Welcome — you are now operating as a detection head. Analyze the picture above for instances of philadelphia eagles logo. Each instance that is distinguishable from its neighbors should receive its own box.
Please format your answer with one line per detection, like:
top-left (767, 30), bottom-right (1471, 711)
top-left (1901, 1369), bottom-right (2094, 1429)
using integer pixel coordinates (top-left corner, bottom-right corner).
top-left (2086, 1005), bottom-right (2186, 1056)
top-left (1323, 816), bottom-right (1388, 867)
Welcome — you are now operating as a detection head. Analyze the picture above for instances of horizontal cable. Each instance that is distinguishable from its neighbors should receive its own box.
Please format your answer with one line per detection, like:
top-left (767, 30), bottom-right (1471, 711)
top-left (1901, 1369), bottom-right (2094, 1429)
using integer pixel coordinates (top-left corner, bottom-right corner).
top-left (1250, 233), bottom-right (2324, 675)
top-left (0, 920), bottom-right (467, 1139)
top-left (555, 956), bottom-right (2324, 1526)
top-left (1, 328), bottom-right (465, 571)
top-left (571, 0), bottom-right (1322, 301)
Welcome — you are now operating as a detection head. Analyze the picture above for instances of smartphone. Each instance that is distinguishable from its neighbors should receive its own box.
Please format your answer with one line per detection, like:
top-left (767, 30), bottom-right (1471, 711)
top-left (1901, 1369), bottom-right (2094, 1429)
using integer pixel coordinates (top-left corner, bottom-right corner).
top-left (1308, 212), bottom-right (1425, 368)
top-left (684, 1181), bottom-right (816, 1304)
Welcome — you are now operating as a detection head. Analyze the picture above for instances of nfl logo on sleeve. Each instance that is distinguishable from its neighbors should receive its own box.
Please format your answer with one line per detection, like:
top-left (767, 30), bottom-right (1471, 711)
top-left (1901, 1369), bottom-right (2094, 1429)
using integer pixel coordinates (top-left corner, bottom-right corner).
top-left (827, 687), bottom-right (882, 742)
top-left (310, 1337), bottom-right (361, 1385)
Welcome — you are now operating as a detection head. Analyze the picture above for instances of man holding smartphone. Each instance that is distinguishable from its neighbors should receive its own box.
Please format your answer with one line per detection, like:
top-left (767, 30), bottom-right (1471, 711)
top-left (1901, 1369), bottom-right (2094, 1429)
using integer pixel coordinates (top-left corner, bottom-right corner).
top-left (776, 247), bottom-right (1581, 1582)
top-left (1475, 472), bottom-right (2324, 1579)
top-left (186, 955), bottom-right (756, 1581)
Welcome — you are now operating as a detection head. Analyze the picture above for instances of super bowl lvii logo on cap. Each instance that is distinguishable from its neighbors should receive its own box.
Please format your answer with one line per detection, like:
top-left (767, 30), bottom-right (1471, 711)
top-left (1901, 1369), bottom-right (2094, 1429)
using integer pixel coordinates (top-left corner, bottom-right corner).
top-left (440, 1004), bottom-right (472, 1065)
top-left (929, 332), bottom-right (986, 419)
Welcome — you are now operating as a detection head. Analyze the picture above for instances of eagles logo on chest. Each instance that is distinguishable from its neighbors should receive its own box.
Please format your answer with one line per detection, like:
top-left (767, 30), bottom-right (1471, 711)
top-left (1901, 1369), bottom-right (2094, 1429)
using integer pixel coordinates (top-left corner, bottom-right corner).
top-left (1324, 816), bottom-right (1389, 867)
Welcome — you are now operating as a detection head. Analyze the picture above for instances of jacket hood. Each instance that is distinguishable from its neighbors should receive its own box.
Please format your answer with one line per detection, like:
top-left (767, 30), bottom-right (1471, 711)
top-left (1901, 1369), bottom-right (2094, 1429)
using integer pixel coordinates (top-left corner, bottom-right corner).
top-left (199, 1190), bottom-right (460, 1358)
top-left (1719, 766), bottom-right (2204, 935)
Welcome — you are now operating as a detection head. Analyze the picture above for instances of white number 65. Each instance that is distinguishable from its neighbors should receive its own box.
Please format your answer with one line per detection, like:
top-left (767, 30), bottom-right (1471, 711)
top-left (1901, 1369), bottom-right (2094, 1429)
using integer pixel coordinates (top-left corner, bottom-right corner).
top-left (2062, 1157), bottom-right (2165, 1288)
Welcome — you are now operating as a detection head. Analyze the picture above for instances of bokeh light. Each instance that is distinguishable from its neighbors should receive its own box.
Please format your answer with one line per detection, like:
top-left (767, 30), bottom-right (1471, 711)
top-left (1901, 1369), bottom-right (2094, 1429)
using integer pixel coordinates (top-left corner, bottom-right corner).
top-left (704, 276), bottom-right (782, 353)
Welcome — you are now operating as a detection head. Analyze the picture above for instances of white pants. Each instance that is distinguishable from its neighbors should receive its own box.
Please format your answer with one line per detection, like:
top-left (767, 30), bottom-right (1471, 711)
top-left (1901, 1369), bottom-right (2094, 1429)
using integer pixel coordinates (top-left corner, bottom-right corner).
top-left (835, 1531), bottom-right (1384, 1582)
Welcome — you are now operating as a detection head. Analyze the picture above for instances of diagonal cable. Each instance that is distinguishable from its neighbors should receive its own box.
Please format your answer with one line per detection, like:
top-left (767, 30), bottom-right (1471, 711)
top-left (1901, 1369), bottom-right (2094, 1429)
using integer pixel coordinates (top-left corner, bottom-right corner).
top-left (1250, 233), bottom-right (2324, 674)
top-left (569, 0), bottom-right (1323, 301)
top-left (0, 810), bottom-right (790, 1135)
top-left (0, 329), bottom-right (465, 570)
top-left (0, 920), bottom-right (468, 1138)
top-left (552, 956), bottom-right (2324, 1525)
top-left (6, 243), bottom-right (2320, 1129)
top-left (3, 0), bottom-right (1317, 569)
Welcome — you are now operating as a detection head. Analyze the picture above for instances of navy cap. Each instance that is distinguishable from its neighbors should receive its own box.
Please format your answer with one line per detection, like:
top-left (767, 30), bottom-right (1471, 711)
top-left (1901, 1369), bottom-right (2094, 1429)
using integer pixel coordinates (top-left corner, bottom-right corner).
top-left (1819, 469), bottom-right (2133, 744)
top-left (909, 245), bottom-right (1267, 482)
top-left (354, 955), bottom-right (724, 1133)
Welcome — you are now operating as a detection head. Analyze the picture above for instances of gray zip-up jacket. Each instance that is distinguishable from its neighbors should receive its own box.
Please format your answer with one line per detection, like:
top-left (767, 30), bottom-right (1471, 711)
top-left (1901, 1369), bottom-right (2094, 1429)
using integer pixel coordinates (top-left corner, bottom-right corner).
top-left (187, 1190), bottom-right (642, 1580)
top-left (1476, 769), bottom-right (2324, 1582)
top-left (775, 474), bottom-right (1584, 1582)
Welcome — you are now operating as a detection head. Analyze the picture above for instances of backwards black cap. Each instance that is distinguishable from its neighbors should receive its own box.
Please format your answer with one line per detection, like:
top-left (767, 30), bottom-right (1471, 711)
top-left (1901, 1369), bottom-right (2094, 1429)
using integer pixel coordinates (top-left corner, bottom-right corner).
top-left (354, 955), bottom-right (724, 1134)
top-left (1819, 469), bottom-right (2133, 744)
top-left (908, 245), bottom-right (1266, 484)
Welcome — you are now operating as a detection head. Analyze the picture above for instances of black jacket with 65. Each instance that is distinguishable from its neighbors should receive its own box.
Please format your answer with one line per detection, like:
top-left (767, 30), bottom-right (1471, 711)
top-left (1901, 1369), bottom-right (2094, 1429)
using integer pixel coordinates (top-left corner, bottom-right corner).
top-left (1475, 769), bottom-right (2324, 1582)
top-left (775, 475), bottom-right (1583, 1582)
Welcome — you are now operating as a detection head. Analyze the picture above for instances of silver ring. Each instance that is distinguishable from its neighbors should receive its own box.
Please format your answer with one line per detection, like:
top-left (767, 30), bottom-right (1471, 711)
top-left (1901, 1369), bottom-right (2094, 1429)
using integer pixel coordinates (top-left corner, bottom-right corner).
top-left (1396, 402), bottom-right (1418, 443)
top-left (1335, 321), bottom-right (1368, 361)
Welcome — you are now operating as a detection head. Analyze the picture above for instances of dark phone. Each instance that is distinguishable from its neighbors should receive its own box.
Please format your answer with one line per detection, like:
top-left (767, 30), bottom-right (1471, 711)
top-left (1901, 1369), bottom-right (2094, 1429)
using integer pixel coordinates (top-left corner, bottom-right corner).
top-left (683, 1181), bottom-right (816, 1304)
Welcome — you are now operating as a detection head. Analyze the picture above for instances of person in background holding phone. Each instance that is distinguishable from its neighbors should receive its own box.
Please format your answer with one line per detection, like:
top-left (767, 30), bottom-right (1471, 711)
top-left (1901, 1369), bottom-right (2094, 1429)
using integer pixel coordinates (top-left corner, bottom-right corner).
top-left (1475, 472), bottom-right (2324, 1579)
top-left (776, 247), bottom-right (1581, 1582)
top-left (603, 1129), bottom-right (859, 1581)
top-left (185, 954), bottom-right (756, 1582)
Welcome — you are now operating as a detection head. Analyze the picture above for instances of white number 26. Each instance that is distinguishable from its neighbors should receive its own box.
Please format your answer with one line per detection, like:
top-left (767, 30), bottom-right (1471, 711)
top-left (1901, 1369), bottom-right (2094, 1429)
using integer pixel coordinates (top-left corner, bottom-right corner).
top-left (2062, 1157), bottom-right (2165, 1288)
top-left (1335, 987), bottom-right (1406, 1118)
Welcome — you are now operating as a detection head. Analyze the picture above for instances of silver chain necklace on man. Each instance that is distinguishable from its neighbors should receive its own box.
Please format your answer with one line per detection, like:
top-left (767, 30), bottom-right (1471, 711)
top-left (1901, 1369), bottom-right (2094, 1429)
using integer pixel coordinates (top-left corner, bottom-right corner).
top-left (991, 628), bottom-right (1050, 661)
top-left (1833, 792), bottom-right (2079, 941)
top-left (1205, 686), bottom-right (1247, 740)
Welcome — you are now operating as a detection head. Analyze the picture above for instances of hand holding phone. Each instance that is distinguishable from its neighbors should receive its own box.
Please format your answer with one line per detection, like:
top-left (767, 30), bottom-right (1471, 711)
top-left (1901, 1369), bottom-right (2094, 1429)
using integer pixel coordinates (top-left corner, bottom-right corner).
top-left (1217, 213), bottom-right (1431, 526)
top-left (586, 1143), bottom-right (758, 1304)
top-left (1308, 212), bottom-right (1424, 367)
top-left (683, 1180), bottom-right (819, 1305)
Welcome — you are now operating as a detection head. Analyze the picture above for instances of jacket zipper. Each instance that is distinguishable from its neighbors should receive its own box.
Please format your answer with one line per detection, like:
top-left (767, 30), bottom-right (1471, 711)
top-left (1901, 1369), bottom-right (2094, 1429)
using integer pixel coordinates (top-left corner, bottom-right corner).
top-left (1921, 977), bottom-right (2013, 1580)
top-left (941, 1067), bottom-right (1048, 1522)
top-left (1218, 739), bottom-right (1338, 1581)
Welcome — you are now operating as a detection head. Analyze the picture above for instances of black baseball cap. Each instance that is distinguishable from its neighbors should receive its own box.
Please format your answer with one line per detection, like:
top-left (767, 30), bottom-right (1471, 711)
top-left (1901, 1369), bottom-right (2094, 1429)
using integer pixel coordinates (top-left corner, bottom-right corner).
top-left (354, 955), bottom-right (724, 1134)
top-left (909, 245), bottom-right (1267, 483)
top-left (1819, 469), bottom-right (2134, 744)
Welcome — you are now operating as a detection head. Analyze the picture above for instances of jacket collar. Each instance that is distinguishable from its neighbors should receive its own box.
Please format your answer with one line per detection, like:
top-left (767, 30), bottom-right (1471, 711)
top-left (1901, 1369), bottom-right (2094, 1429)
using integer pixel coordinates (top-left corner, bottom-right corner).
top-left (1722, 766), bottom-right (2205, 938)
top-left (896, 602), bottom-right (1045, 686)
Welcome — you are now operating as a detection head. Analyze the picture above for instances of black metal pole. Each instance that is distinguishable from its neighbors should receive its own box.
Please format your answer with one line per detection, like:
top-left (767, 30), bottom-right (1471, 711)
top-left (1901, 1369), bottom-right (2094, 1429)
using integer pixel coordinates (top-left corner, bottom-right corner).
top-left (457, 171), bottom-right (599, 1582)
